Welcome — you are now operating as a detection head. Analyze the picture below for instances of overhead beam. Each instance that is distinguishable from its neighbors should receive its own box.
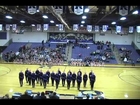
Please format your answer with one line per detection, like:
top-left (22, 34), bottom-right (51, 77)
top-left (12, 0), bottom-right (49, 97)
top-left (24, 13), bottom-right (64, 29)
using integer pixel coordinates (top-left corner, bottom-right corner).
top-left (46, 6), bottom-right (71, 30)
top-left (14, 7), bottom-right (40, 23)
top-left (95, 6), bottom-right (117, 25)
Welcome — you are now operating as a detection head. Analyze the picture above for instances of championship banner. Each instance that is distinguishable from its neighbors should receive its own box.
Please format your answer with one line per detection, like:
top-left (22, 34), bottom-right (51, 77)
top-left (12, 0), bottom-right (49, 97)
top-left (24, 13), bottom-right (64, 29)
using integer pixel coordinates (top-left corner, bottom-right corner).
top-left (37, 24), bottom-right (41, 31)
top-left (74, 6), bottom-right (84, 15)
top-left (95, 25), bottom-right (99, 32)
top-left (136, 26), bottom-right (140, 33)
top-left (53, 6), bottom-right (63, 14)
top-left (102, 25), bottom-right (108, 32)
top-left (116, 26), bottom-right (121, 33)
top-left (43, 24), bottom-right (49, 31)
top-left (119, 6), bottom-right (129, 16)
top-left (0, 24), bottom-right (2, 31)
top-left (87, 25), bottom-right (92, 32)
top-left (59, 24), bottom-right (64, 31)
top-left (129, 26), bottom-right (134, 33)
top-left (27, 6), bottom-right (37, 14)
top-left (12, 24), bottom-right (17, 31)
top-left (73, 24), bottom-right (79, 31)
top-left (6, 24), bottom-right (10, 31)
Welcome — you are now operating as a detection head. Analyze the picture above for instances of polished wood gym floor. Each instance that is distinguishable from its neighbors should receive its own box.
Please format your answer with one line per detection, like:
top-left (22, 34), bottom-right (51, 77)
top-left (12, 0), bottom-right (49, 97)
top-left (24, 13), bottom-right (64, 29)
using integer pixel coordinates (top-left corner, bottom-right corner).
top-left (0, 63), bottom-right (140, 99)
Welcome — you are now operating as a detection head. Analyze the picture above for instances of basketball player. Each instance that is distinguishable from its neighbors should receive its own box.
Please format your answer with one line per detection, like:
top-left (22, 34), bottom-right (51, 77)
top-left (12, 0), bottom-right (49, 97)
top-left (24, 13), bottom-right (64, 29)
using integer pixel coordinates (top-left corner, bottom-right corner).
top-left (51, 71), bottom-right (55, 86)
top-left (67, 72), bottom-right (72, 89)
top-left (19, 70), bottom-right (24, 87)
top-left (31, 71), bottom-right (36, 88)
top-left (39, 70), bottom-right (43, 86)
top-left (55, 72), bottom-right (60, 90)
top-left (72, 72), bottom-right (76, 87)
top-left (61, 71), bottom-right (66, 87)
top-left (89, 73), bottom-right (96, 90)
top-left (25, 68), bottom-right (29, 83)
top-left (46, 70), bottom-right (50, 84)
top-left (77, 72), bottom-right (82, 91)
top-left (35, 69), bottom-right (40, 84)
top-left (42, 73), bottom-right (48, 89)
top-left (83, 72), bottom-right (88, 88)
top-left (28, 70), bottom-right (32, 85)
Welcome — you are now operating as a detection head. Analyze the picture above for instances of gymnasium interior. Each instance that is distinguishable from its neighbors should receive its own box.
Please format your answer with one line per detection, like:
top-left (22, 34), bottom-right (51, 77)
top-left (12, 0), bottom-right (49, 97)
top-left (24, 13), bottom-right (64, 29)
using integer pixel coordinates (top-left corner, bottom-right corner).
top-left (0, 6), bottom-right (140, 99)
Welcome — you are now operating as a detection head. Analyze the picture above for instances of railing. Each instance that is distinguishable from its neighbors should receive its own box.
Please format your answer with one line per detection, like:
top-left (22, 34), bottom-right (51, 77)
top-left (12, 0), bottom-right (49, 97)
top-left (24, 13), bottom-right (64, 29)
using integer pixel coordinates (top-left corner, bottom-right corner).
top-left (4, 38), bottom-right (13, 46)
top-left (131, 41), bottom-right (139, 50)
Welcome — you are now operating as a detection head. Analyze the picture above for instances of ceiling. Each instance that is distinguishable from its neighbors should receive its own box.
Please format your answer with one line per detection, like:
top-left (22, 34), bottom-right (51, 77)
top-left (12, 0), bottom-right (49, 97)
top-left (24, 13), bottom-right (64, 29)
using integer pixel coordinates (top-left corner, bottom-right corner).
top-left (0, 6), bottom-right (140, 30)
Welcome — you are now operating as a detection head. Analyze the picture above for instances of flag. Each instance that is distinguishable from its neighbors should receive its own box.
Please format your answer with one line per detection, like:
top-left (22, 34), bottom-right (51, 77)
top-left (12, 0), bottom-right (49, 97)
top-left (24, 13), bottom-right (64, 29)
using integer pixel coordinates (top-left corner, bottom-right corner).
top-left (37, 24), bottom-right (41, 31)
top-left (59, 24), bottom-right (64, 31)
top-left (87, 25), bottom-right (92, 32)
top-left (53, 6), bottom-right (63, 14)
top-left (74, 6), bottom-right (84, 15)
top-left (116, 26), bottom-right (121, 33)
top-left (129, 26), bottom-right (134, 33)
top-left (12, 24), bottom-right (17, 31)
top-left (43, 24), bottom-right (49, 31)
top-left (0, 24), bottom-right (2, 31)
top-left (102, 25), bottom-right (108, 32)
top-left (119, 6), bottom-right (129, 16)
top-left (73, 24), bottom-right (79, 31)
top-left (27, 6), bottom-right (37, 14)
top-left (6, 24), bottom-right (10, 31)
top-left (95, 25), bottom-right (99, 32)
top-left (136, 26), bottom-right (140, 33)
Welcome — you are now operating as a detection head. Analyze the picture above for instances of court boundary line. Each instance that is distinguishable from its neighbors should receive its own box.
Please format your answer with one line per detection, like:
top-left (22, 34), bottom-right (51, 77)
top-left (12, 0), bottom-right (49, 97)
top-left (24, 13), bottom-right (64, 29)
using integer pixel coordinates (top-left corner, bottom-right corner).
top-left (0, 66), bottom-right (11, 77)
top-left (118, 73), bottom-right (140, 87)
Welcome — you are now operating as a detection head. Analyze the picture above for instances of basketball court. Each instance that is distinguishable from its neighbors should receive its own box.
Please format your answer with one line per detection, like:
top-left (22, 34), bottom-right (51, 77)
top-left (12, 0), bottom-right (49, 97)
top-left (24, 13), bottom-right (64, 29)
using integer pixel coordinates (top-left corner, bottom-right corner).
top-left (0, 63), bottom-right (140, 99)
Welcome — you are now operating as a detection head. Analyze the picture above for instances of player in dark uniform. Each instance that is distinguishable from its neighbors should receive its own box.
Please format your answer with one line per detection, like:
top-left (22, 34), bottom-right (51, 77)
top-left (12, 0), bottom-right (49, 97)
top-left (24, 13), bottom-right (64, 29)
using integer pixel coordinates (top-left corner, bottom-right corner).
top-left (19, 70), bottom-right (24, 87)
top-left (35, 69), bottom-right (40, 84)
top-left (89, 73), bottom-right (96, 90)
top-left (39, 70), bottom-right (43, 86)
top-left (72, 72), bottom-right (76, 87)
top-left (61, 71), bottom-right (66, 87)
top-left (28, 70), bottom-right (32, 85)
top-left (89, 70), bottom-right (93, 80)
top-left (67, 70), bottom-right (72, 76)
top-left (25, 68), bottom-right (29, 83)
top-left (42, 73), bottom-right (48, 89)
top-left (58, 69), bottom-right (61, 76)
top-left (67, 72), bottom-right (72, 89)
top-left (55, 72), bottom-right (60, 90)
top-left (31, 71), bottom-right (36, 88)
top-left (83, 72), bottom-right (88, 88)
top-left (51, 71), bottom-right (55, 86)
top-left (77, 72), bottom-right (82, 90)
top-left (46, 70), bottom-right (50, 84)
top-left (77, 69), bottom-right (82, 76)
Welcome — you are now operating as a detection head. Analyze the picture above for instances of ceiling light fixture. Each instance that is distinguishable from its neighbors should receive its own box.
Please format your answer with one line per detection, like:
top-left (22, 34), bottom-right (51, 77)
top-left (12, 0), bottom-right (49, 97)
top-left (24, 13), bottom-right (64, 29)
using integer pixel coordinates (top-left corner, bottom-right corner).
top-left (132, 10), bottom-right (138, 14)
top-left (84, 8), bottom-right (89, 13)
top-left (81, 21), bottom-right (85, 24)
top-left (50, 20), bottom-right (54, 23)
top-left (5, 15), bottom-right (13, 19)
top-left (82, 15), bottom-right (87, 19)
top-left (42, 15), bottom-right (48, 19)
top-left (111, 22), bottom-right (116, 25)
top-left (20, 20), bottom-right (25, 23)
top-left (120, 17), bottom-right (126, 20)
top-left (32, 24), bottom-right (35, 26)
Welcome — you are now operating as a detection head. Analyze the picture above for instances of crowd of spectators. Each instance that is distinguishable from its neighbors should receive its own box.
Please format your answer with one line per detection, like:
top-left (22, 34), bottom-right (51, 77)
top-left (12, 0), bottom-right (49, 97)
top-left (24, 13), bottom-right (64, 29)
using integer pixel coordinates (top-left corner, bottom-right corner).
top-left (2, 43), bottom-right (67, 66)
top-left (70, 41), bottom-right (114, 66)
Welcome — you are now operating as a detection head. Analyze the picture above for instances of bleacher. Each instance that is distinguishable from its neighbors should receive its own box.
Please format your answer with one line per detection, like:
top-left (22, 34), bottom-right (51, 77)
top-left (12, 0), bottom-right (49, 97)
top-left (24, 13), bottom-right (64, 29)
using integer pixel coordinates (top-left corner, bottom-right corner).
top-left (116, 45), bottom-right (140, 64)
top-left (71, 44), bottom-right (118, 64)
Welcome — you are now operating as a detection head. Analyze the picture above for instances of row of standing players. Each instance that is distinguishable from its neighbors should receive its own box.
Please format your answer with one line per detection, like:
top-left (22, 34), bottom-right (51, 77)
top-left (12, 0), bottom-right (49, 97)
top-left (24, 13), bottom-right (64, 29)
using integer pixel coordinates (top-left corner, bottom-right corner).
top-left (19, 68), bottom-right (96, 90)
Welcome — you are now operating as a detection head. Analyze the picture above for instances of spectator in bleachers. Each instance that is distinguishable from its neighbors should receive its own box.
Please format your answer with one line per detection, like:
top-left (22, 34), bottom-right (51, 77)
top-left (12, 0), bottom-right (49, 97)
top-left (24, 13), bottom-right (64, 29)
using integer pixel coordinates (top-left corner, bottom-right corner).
top-left (19, 91), bottom-right (33, 99)
top-left (49, 92), bottom-right (59, 99)
top-left (33, 92), bottom-right (41, 99)
top-left (40, 92), bottom-right (46, 99)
